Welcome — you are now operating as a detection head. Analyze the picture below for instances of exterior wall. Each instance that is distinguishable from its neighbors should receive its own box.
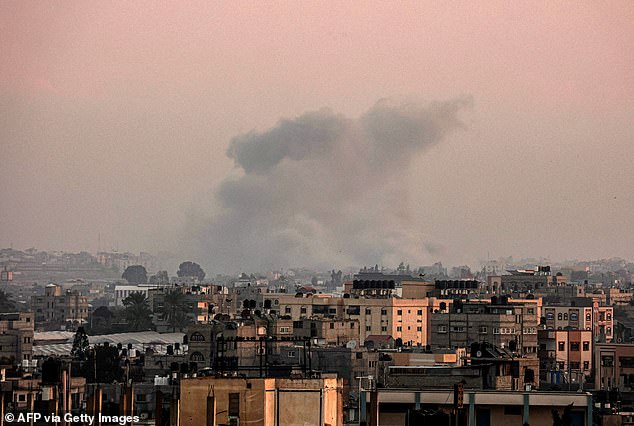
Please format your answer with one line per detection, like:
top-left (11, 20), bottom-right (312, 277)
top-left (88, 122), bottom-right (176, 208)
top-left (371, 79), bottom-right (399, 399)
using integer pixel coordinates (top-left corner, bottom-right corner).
top-left (179, 376), bottom-right (343, 426)
top-left (543, 304), bottom-right (614, 342)
top-left (430, 302), bottom-right (538, 355)
top-left (0, 312), bottom-right (34, 364)
top-left (594, 343), bottom-right (634, 390)
top-left (31, 284), bottom-right (89, 328)
top-left (538, 329), bottom-right (593, 383)
top-left (263, 293), bottom-right (445, 346)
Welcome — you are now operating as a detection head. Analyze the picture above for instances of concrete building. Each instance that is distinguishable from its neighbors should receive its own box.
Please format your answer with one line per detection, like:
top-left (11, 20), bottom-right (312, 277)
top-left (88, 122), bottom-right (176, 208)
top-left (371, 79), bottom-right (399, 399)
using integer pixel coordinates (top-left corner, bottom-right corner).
top-left (179, 376), bottom-right (344, 426)
top-left (293, 318), bottom-right (360, 346)
top-left (261, 292), bottom-right (447, 347)
top-left (0, 312), bottom-right (34, 366)
top-left (594, 343), bottom-right (634, 391)
top-left (538, 329), bottom-right (593, 387)
top-left (542, 300), bottom-right (614, 342)
top-left (430, 298), bottom-right (539, 356)
top-left (360, 388), bottom-right (592, 426)
top-left (30, 284), bottom-right (88, 330)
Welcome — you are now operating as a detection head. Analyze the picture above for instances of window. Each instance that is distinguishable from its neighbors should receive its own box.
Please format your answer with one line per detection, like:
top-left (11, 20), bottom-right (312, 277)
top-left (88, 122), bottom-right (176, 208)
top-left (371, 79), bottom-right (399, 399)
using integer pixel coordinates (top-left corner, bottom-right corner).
top-left (438, 325), bottom-right (447, 333)
top-left (228, 393), bottom-right (240, 417)
top-left (558, 313), bottom-right (563, 320)
top-left (607, 313), bottom-right (612, 321)
top-left (287, 351), bottom-right (296, 358)
top-left (190, 332), bottom-right (205, 342)
top-left (493, 328), bottom-right (500, 334)
top-left (479, 326), bottom-right (487, 334)
top-left (527, 308), bottom-right (534, 314)
top-left (584, 361), bottom-right (590, 370)
top-left (558, 341), bottom-right (565, 351)
top-left (397, 310), bottom-right (403, 315)
top-left (381, 309), bottom-right (387, 315)
top-left (607, 327), bottom-right (612, 335)
top-left (285, 307), bottom-right (291, 314)
top-left (583, 341), bottom-right (590, 351)
top-left (417, 310), bottom-right (423, 315)
top-left (570, 362), bottom-right (580, 370)
top-left (301, 307), bottom-right (307, 314)
top-left (586, 313), bottom-right (591, 321)
top-left (366, 326), bottom-right (371, 331)
top-left (547, 313), bottom-right (554, 320)
top-left (190, 352), bottom-right (204, 361)
top-left (570, 312), bottom-right (578, 321)
top-left (570, 342), bottom-right (580, 351)
top-left (397, 326), bottom-right (402, 332)
top-left (417, 327), bottom-right (422, 332)
top-left (365, 308), bottom-right (372, 315)
top-left (330, 323), bottom-right (334, 329)
top-left (328, 308), bottom-right (336, 314)
top-left (602, 356), bottom-right (614, 367)
top-left (381, 326), bottom-right (387, 332)
top-left (279, 327), bottom-right (290, 333)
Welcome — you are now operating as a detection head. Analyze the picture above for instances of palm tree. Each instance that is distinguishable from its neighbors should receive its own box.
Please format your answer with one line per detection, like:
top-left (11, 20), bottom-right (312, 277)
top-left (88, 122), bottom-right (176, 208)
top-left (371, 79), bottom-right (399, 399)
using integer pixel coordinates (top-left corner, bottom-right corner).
top-left (122, 292), bottom-right (152, 331)
top-left (161, 289), bottom-right (189, 332)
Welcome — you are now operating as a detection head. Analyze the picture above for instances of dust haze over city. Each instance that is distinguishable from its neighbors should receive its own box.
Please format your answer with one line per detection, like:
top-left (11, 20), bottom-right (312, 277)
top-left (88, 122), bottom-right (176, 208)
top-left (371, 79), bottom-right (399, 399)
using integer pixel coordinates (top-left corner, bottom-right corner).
top-left (1, 1), bottom-right (633, 274)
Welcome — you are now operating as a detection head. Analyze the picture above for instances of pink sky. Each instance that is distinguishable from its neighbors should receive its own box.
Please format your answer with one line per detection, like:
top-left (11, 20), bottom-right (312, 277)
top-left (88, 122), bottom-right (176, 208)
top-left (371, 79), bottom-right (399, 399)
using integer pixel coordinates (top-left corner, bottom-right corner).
top-left (1, 1), bottom-right (633, 271)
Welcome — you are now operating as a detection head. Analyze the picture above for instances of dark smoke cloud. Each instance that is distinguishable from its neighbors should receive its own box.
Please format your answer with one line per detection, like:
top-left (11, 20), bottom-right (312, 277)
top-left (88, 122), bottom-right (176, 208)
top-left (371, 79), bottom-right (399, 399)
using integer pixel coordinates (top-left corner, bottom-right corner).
top-left (193, 97), bottom-right (472, 273)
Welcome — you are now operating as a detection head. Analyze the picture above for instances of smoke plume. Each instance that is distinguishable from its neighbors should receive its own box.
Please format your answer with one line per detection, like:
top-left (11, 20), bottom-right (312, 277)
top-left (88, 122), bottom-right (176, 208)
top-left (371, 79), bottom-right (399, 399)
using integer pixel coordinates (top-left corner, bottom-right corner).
top-left (193, 97), bottom-right (472, 272)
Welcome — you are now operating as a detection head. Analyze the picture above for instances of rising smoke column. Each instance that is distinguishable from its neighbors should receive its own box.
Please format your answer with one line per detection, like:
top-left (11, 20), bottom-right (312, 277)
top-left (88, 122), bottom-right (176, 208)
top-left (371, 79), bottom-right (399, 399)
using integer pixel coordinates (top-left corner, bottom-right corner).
top-left (195, 97), bottom-right (472, 272)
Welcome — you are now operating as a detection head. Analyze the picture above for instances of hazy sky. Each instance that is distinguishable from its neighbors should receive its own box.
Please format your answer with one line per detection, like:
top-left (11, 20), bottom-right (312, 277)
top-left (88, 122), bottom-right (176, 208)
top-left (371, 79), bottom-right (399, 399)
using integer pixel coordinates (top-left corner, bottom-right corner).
top-left (1, 1), bottom-right (633, 273)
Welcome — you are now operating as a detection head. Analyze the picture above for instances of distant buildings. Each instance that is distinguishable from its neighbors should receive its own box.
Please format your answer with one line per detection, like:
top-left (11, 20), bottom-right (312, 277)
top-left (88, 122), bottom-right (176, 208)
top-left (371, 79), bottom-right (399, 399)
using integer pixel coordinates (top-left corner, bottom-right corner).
top-left (30, 284), bottom-right (88, 330)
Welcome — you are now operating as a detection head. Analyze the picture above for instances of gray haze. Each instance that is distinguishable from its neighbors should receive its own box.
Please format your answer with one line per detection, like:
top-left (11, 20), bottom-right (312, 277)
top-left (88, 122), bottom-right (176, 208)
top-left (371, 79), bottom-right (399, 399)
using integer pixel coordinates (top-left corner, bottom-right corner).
top-left (1, 2), bottom-right (633, 273)
top-left (191, 98), bottom-right (471, 272)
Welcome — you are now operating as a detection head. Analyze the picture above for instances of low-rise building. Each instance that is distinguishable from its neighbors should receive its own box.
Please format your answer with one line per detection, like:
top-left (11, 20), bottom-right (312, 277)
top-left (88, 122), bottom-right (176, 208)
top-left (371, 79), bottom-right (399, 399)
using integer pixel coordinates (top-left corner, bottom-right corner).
top-left (179, 376), bottom-right (344, 426)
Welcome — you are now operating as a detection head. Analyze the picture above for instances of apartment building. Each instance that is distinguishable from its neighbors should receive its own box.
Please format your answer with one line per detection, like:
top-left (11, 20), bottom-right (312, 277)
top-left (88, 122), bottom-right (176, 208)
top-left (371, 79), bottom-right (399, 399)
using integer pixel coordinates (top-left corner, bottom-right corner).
top-left (430, 297), bottom-right (539, 355)
top-left (594, 343), bottom-right (634, 390)
top-left (538, 329), bottom-right (593, 385)
top-left (30, 284), bottom-right (88, 330)
top-left (542, 299), bottom-right (613, 342)
top-left (261, 292), bottom-right (446, 347)
top-left (0, 312), bottom-right (34, 365)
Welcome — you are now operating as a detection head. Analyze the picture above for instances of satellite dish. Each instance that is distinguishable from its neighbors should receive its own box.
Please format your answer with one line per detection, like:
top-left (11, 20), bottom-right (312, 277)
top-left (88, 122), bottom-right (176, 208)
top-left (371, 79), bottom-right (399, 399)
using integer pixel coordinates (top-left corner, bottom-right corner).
top-left (476, 351), bottom-right (482, 357)
top-left (346, 340), bottom-right (357, 349)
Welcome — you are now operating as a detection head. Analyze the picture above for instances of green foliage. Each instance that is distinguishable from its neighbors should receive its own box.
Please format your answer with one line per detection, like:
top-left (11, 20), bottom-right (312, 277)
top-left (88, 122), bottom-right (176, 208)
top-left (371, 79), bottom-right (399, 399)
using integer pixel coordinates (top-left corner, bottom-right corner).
top-left (149, 270), bottom-right (169, 285)
top-left (122, 265), bottom-right (148, 284)
top-left (177, 261), bottom-right (205, 281)
top-left (71, 327), bottom-right (90, 361)
top-left (161, 289), bottom-right (190, 332)
top-left (122, 292), bottom-right (152, 331)
top-left (81, 344), bottom-right (124, 383)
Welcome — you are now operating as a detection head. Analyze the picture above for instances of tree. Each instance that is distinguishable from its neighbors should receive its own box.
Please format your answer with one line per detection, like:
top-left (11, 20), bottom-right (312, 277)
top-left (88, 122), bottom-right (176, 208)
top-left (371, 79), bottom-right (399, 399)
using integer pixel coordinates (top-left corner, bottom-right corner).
top-left (177, 261), bottom-right (205, 281)
top-left (122, 265), bottom-right (148, 284)
top-left (122, 292), bottom-right (152, 331)
top-left (149, 270), bottom-right (169, 285)
top-left (71, 327), bottom-right (90, 361)
top-left (90, 306), bottom-right (114, 334)
top-left (0, 291), bottom-right (17, 311)
top-left (81, 344), bottom-right (124, 383)
top-left (161, 289), bottom-right (189, 332)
